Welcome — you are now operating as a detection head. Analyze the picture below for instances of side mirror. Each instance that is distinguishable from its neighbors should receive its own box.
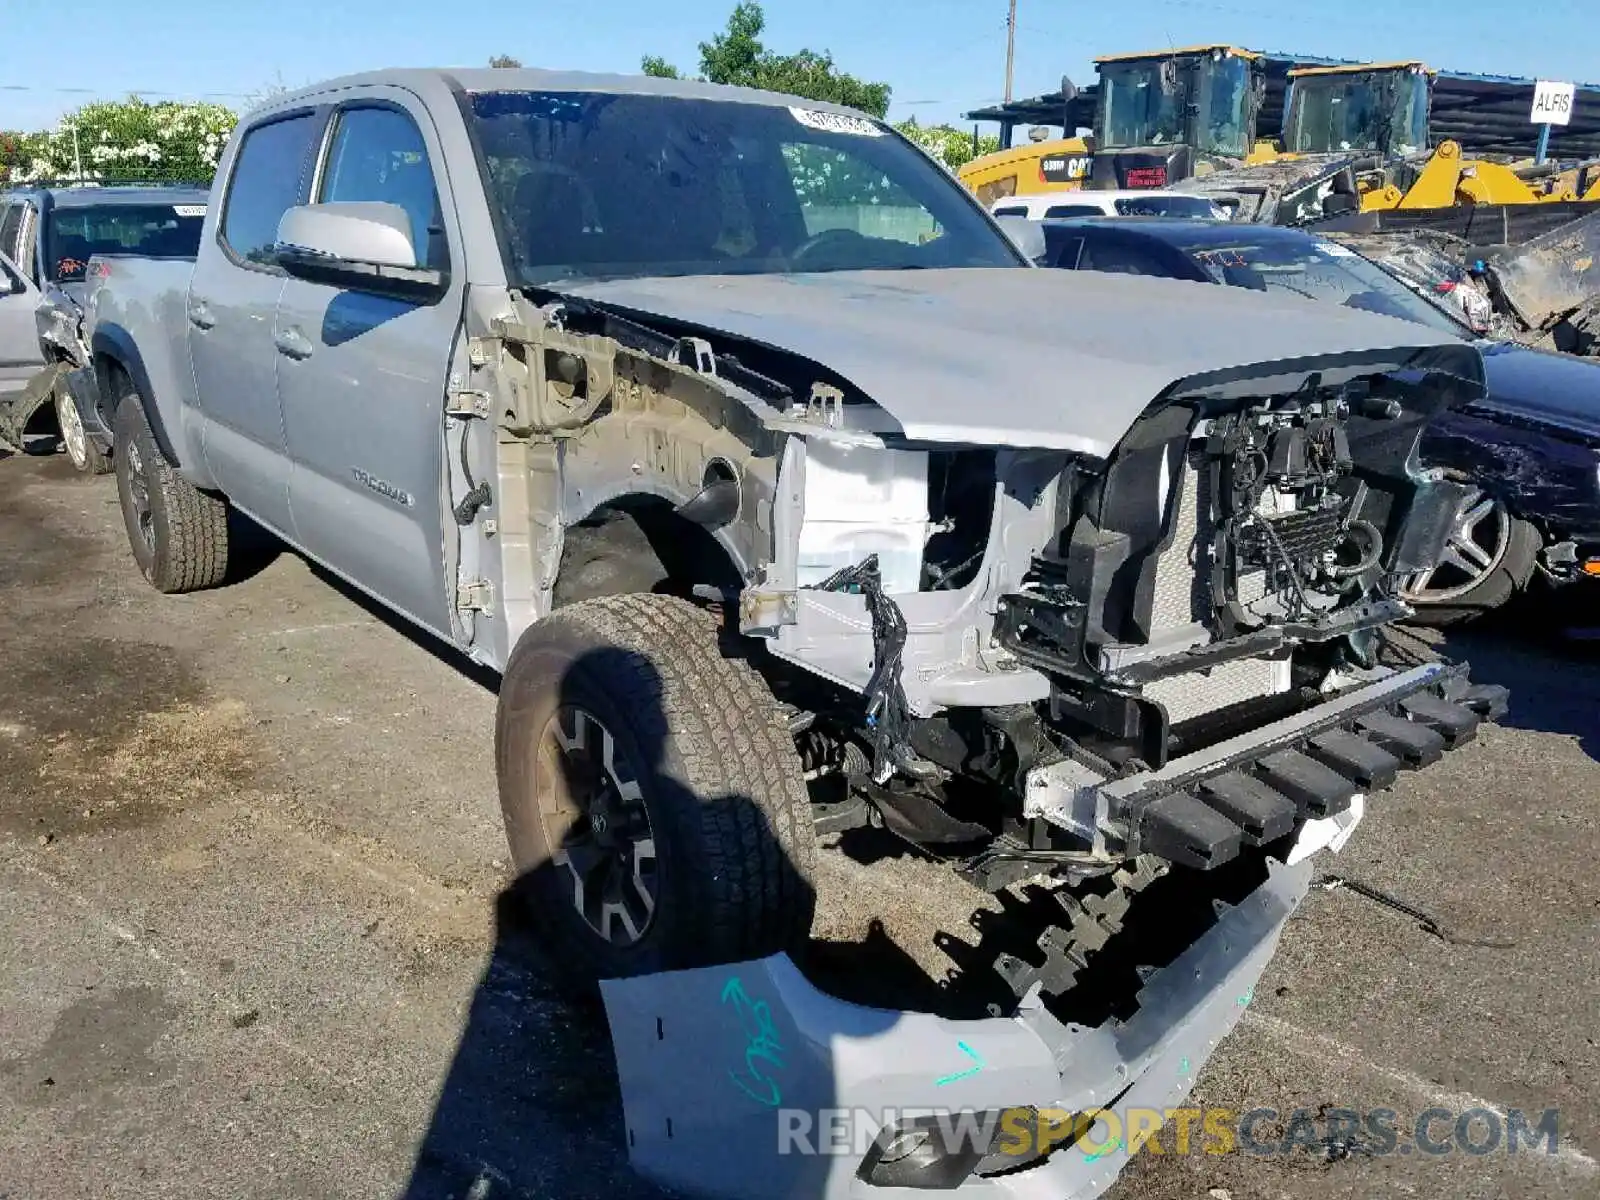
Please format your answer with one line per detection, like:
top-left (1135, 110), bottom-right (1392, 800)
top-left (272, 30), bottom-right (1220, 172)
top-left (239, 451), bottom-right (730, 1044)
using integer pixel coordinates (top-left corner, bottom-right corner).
top-left (995, 215), bottom-right (1047, 264)
top-left (273, 202), bottom-right (446, 299)
top-left (1060, 75), bottom-right (1079, 104)
top-left (278, 202), bottom-right (417, 267)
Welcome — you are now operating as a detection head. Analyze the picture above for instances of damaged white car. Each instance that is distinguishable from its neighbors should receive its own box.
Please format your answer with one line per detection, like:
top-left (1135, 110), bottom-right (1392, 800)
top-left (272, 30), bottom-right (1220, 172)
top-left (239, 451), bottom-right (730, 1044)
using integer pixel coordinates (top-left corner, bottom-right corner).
top-left (77, 69), bottom-right (1507, 1200)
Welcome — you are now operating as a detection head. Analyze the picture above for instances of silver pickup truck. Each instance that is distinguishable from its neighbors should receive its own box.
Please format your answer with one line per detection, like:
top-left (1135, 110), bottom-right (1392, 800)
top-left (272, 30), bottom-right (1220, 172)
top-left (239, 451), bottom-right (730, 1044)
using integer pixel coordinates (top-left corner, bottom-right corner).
top-left (0, 183), bottom-right (208, 469)
top-left (82, 68), bottom-right (1508, 1200)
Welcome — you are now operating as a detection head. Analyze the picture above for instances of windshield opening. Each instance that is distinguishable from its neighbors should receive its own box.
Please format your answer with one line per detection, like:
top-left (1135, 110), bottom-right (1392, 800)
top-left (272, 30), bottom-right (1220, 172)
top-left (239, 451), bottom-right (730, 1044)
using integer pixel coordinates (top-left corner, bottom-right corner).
top-left (1193, 55), bottom-right (1253, 157)
top-left (1097, 54), bottom-right (1252, 155)
top-left (463, 91), bottom-right (1020, 286)
top-left (1388, 73), bottom-right (1430, 157)
top-left (1097, 60), bottom-right (1186, 149)
top-left (1285, 70), bottom-right (1430, 156)
top-left (45, 203), bottom-right (205, 283)
top-left (1178, 235), bottom-right (1469, 337)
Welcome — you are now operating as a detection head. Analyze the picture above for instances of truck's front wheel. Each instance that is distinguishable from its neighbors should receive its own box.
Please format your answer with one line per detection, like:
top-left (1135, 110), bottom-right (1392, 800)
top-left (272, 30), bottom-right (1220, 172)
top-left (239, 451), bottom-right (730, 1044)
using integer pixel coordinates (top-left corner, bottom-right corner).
top-left (114, 397), bottom-right (229, 593)
top-left (495, 594), bottom-right (816, 985)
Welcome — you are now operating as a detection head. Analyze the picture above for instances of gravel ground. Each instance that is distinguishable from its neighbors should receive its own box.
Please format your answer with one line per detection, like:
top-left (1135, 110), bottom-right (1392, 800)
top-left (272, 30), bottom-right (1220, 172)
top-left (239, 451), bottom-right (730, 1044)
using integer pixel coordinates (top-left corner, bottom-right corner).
top-left (1, 447), bottom-right (1597, 1200)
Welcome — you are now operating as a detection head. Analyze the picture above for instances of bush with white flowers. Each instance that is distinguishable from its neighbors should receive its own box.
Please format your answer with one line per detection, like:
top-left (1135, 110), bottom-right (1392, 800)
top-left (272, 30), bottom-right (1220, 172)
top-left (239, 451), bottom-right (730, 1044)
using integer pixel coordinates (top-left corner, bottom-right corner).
top-left (3, 97), bottom-right (238, 185)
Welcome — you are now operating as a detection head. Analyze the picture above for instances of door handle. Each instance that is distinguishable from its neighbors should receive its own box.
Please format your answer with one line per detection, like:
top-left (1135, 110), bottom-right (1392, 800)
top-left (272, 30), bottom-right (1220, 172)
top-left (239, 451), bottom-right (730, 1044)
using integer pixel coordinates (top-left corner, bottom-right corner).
top-left (274, 327), bottom-right (313, 360)
top-left (187, 298), bottom-right (216, 330)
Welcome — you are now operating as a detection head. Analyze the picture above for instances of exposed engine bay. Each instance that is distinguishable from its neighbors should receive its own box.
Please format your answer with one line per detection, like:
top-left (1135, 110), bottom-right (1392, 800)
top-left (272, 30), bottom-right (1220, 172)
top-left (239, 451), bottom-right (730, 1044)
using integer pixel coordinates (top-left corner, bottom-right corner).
top-left (488, 272), bottom-right (1503, 938)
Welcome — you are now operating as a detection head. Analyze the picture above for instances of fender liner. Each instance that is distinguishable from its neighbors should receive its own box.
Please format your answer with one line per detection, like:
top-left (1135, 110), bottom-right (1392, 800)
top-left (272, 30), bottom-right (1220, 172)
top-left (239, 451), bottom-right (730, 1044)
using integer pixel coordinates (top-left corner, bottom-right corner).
top-left (91, 323), bottom-right (182, 466)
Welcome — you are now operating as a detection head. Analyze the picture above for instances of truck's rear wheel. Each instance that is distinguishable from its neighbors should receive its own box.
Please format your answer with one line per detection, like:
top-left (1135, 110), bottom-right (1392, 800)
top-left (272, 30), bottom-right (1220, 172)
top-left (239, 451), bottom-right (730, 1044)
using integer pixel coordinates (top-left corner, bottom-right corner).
top-left (496, 594), bottom-right (816, 985)
top-left (114, 397), bottom-right (229, 593)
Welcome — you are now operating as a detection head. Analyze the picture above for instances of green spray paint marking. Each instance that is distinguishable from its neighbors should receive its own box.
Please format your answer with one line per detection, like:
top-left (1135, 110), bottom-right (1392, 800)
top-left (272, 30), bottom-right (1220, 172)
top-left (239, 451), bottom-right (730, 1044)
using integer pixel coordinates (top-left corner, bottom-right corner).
top-left (934, 1040), bottom-right (986, 1086)
top-left (1236, 987), bottom-right (1254, 1007)
top-left (1178, 1056), bottom-right (1191, 1076)
top-left (1083, 1137), bottom-right (1123, 1162)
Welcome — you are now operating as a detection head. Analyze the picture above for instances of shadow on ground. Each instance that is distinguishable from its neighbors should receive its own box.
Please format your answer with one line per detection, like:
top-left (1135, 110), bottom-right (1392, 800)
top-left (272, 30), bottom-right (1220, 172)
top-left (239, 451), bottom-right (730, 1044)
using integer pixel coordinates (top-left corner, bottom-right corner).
top-left (1429, 585), bottom-right (1600, 762)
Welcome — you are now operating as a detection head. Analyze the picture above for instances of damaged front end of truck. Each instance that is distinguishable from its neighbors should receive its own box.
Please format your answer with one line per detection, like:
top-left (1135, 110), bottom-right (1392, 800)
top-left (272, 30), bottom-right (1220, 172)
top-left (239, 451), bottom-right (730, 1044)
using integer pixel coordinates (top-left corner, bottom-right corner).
top-left (463, 267), bottom-right (1507, 1200)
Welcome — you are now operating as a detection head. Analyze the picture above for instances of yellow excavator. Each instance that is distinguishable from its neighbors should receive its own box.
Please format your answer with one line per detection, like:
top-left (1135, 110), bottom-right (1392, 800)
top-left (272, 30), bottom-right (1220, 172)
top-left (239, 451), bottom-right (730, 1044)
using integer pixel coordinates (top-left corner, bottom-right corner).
top-left (956, 130), bottom-right (1094, 208)
top-left (1272, 61), bottom-right (1594, 214)
top-left (1084, 44), bottom-right (1280, 188)
top-left (956, 44), bottom-right (1272, 205)
top-left (959, 48), bottom-right (1600, 222)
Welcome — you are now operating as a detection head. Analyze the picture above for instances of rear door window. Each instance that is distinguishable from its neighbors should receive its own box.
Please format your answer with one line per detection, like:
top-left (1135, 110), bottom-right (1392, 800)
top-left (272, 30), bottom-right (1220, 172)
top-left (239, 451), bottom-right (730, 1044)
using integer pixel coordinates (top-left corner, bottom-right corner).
top-left (1044, 204), bottom-right (1105, 218)
top-left (316, 106), bottom-right (448, 270)
top-left (46, 205), bottom-right (207, 282)
top-left (220, 113), bottom-right (320, 266)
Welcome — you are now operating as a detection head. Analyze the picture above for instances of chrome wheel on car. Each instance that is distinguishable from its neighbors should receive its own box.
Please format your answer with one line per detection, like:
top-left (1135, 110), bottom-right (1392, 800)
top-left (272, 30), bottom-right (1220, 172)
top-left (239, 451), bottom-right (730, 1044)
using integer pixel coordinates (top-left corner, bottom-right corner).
top-left (55, 385), bottom-right (89, 469)
top-left (1401, 487), bottom-right (1511, 604)
top-left (536, 705), bottom-right (658, 947)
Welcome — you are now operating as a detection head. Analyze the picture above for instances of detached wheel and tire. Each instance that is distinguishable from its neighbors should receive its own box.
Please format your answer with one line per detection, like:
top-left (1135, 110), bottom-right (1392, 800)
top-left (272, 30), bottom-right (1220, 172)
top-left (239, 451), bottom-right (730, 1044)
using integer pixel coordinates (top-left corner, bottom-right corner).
top-left (113, 396), bottom-right (229, 593)
top-left (1401, 486), bottom-right (1539, 626)
top-left (56, 380), bottom-right (111, 475)
top-left (496, 594), bottom-right (816, 985)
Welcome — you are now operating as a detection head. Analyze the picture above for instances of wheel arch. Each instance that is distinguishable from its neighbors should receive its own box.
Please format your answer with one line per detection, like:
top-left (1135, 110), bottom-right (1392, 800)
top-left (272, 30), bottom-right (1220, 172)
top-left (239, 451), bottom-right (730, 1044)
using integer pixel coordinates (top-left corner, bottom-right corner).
top-left (91, 325), bottom-right (181, 467)
top-left (550, 489), bottom-right (752, 611)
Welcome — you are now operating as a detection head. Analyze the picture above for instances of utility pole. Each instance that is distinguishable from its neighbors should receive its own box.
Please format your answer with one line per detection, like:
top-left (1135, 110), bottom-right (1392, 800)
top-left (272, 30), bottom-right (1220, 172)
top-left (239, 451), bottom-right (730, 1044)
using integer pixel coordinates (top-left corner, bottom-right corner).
top-left (1004, 0), bottom-right (1017, 103)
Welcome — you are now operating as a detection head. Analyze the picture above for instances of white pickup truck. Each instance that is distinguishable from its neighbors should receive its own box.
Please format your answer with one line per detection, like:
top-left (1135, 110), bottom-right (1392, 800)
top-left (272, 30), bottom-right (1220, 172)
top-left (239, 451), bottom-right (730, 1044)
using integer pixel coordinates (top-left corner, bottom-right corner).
top-left (77, 67), bottom-right (1508, 1200)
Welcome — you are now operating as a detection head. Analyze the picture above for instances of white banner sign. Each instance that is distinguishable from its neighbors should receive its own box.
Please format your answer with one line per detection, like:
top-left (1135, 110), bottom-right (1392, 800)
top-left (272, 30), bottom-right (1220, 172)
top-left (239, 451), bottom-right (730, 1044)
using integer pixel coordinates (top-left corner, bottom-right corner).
top-left (1530, 80), bottom-right (1576, 126)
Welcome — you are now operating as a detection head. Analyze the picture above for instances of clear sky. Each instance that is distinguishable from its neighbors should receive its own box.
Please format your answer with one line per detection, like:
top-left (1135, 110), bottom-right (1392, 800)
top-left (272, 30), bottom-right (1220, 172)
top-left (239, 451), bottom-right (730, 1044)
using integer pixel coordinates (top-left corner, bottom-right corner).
top-left (5, 0), bottom-right (1598, 133)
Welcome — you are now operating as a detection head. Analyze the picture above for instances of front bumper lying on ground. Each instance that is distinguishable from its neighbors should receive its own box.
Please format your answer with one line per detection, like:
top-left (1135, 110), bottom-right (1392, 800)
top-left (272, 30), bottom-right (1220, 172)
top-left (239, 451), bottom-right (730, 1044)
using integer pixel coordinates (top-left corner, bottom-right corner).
top-left (601, 659), bottom-right (1508, 1200)
top-left (603, 857), bottom-right (1312, 1200)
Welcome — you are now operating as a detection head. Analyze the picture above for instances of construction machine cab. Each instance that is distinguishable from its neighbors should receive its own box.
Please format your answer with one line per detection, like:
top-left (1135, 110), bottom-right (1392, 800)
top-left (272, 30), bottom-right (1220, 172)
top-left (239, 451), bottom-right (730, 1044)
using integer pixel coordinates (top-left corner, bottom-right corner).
top-left (1091, 45), bottom-right (1266, 188)
top-left (1282, 61), bottom-right (1434, 159)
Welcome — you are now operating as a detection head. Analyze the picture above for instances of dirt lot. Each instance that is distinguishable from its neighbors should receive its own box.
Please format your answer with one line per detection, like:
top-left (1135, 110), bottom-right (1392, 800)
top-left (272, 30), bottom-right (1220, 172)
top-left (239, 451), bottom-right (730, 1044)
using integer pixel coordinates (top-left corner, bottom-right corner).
top-left (1, 447), bottom-right (1597, 1200)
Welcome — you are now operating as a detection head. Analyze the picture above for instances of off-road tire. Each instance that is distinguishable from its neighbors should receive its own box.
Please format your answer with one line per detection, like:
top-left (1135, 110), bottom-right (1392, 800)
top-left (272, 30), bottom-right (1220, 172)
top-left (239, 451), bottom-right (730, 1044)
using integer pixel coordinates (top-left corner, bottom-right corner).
top-left (496, 594), bottom-right (816, 986)
top-left (56, 381), bottom-right (111, 475)
top-left (113, 396), bottom-right (229, 593)
top-left (1406, 513), bottom-right (1540, 627)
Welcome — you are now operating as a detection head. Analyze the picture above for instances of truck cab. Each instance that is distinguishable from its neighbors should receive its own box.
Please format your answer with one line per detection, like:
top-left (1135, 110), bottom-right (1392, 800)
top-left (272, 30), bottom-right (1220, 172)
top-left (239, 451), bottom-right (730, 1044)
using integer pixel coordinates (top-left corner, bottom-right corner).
top-left (1089, 44), bottom-right (1269, 188)
top-left (1281, 61), bottom-right (1434, 160)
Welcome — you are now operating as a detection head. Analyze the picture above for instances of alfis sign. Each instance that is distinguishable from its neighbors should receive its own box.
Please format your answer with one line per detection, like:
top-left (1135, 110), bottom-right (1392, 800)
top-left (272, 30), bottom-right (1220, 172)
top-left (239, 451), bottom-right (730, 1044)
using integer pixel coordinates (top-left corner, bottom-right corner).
top-left (1530, 81), bottom-right (1576, 127)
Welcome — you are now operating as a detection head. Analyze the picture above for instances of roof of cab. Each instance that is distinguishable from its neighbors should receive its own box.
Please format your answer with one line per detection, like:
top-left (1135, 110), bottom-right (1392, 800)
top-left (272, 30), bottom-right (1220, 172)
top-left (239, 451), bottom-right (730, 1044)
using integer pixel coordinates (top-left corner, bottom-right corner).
top-left (3, 184), bottom-right (209, 208)
top-left (1095, 45), bottom-right (1261, 64)
top-left (1288, 60), bottom-right (1435, 79)
top-left (1039, 214), bottom-right (1329, 247)
top-left (252, 66), bottom-right (874, 120)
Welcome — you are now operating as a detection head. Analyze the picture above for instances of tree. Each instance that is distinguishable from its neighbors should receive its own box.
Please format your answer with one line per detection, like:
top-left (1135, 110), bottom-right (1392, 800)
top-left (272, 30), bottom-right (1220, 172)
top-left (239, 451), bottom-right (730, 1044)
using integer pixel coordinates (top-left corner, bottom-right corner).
top-left (642, 2), bottom-right (891, 117)
top-left (892, 118), bottom-right (1001, 171)
top-left (489, 54), bottom-right (522, 69)
top-left (9, 97), bottom-right (238, 184)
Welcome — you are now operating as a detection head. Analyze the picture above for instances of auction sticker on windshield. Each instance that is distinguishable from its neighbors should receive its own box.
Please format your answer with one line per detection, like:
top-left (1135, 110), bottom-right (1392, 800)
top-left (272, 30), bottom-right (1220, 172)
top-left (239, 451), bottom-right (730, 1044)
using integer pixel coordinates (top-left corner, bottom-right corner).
top-left (789, 107), bottom-right (883, 136)
top-left (173, 205), bottom-right (208, 217)
top-left (1314, 241), bottom-right (1357, 258)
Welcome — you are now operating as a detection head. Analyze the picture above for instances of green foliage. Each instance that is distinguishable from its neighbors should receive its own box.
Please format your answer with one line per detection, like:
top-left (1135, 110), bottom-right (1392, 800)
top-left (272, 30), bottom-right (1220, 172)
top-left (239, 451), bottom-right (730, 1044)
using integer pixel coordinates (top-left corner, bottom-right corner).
top-left (5, 97), bottom-right (237, 184)
top-left (489, 55), bottom-right (523, 69)
top-left (892, 118), bottom-right (1001, 171)
top-left (642, 2), bottom-right (891, 118)
top-left (0, 131), bottom-right (49, 184)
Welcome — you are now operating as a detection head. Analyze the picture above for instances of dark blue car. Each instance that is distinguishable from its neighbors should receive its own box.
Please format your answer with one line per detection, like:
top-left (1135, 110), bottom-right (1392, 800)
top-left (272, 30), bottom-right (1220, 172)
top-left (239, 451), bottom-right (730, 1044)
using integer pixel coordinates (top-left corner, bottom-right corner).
top-left (1038, 217), bottom-right (1600, 624)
